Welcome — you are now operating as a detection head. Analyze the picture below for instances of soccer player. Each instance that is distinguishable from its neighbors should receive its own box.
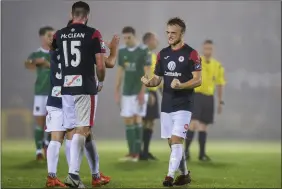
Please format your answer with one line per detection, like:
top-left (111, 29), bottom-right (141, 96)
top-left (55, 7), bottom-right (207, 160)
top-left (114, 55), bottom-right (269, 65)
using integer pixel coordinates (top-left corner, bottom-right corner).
top-left (115, 26), bottom-right (151, 162)
top-left (140, 32), bottom-right (160, 161)
top-left (24, 26), bottom-right (54, 160)
top-left (141, 17), bottom-right (202, 186)
top-left (51, 1), bottom-right (107, 187)
top-left (184, 39), bottom-right (226, 161)
top-left (46, 16), bottom-right (119, 187)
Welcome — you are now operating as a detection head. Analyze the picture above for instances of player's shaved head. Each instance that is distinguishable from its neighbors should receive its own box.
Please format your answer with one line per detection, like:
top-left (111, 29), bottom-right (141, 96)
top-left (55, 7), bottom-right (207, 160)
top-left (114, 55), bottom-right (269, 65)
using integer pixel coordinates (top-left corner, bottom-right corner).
top-left (167, 17), bottom-right (186, 33)
top-left (202, 39), bottom-right (214, 58)
top-left (142, 32), bottom-right (154, 44)
top-left (203, 39), bottom-right (213, 45)
top-left (143, 32), bottom-right (158, 50)
top-left (72, 1), bottom-right (90, 18)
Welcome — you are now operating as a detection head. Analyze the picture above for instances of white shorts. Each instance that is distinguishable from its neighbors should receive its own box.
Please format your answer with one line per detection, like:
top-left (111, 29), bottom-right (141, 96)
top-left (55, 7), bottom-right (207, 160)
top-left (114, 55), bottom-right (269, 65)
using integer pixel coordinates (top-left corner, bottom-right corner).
top-left (160, 110), bottom-right (192, 139)
top-left (120, 94), bottom-right (149, 117)
top-left (33, 95), bottom-right (48, 116)
top-left (62, 95), bottom-right (97, 129)
top-left (45, 106), bottom-right (66, 132)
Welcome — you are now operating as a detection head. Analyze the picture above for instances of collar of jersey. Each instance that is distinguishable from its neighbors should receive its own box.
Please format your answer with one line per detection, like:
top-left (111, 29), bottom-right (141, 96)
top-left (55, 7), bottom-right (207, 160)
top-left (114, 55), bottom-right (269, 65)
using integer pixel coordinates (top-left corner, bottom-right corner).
top-left (38, 47), bottom-right (49, 53)
top-left (126, 45), bottom-right (139, 52)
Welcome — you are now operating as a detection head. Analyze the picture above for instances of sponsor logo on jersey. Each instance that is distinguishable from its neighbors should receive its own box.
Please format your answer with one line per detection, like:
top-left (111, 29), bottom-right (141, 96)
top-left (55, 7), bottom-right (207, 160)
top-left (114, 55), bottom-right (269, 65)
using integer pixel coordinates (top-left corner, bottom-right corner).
top-left (167, 61), bottom-right (176, 71)
top-left (61, 33), bottom-right (85, 39)
top-left (164, 61), bottom-right (182, 76)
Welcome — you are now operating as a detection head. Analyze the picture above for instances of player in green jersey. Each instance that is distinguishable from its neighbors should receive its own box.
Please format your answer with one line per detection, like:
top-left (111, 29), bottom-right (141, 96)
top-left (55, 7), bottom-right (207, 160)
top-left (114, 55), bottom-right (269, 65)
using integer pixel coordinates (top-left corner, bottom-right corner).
top-left (115, 26), bottom-right (151, 162)
top-left (24, 26), bottom-right (54, 161)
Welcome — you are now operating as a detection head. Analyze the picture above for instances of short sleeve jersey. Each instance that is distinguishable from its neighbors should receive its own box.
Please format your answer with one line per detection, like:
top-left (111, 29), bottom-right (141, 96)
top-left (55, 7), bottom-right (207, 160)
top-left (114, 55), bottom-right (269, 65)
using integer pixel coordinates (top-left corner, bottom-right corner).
top-left (118, 45), bottom-right (151, 95)
top-left (46, 50), bottom-right (63, 108)
top-left (154, 44), bottom-right (202, 113)
top-left (28, 48), bottom-right (51, 95)
top-left (52, 23), bottom-right (106, 95)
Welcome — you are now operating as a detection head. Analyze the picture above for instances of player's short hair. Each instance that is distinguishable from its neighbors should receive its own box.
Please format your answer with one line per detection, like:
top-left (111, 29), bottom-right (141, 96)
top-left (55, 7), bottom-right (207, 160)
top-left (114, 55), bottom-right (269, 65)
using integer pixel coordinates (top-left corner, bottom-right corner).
top-left (122, 26), bottom-right (136, 35)
top-left (142, 32), bottom-right (154, 44)
top-left (203, 39), bottom-right (214, 45)
top-left (72, 1), bottom-right (90, 18)
top-left (167, 17), bottom-right (186, 33)
top-left (38, 26), bottom-right (54, 36)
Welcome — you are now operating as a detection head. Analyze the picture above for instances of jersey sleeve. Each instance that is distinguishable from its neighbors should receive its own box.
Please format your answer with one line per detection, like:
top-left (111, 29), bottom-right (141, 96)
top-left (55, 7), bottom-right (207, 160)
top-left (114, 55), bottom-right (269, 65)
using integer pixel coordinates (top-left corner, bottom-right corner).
top-left (215, 63), bottom-right (226, 85)
top-left (154, 52), bottom-right (164, 76)
top-left (189, 50), bottom-right (202, 71)
top-left (91, 30), bottom-right (106, 54)
top-left (27, 52), bottom-right (36, 60)
top-left (118, 50), bottom-right (124, 67)
top-left (144, 49), bottom-right (152, 66)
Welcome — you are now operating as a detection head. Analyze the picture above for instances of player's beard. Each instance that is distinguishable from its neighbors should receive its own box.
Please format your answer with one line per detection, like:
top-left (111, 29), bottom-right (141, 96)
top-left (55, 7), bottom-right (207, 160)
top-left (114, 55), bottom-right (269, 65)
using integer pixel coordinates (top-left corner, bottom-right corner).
top-left (172, 38), bottom-right (182, 47)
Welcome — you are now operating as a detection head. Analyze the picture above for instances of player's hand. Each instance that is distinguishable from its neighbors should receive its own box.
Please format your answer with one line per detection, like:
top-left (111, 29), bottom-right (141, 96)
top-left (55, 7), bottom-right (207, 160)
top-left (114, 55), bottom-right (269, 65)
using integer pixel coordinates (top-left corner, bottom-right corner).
top-left (137, 92), bottom-right (145, 105)
top-left (171, 78), bottom-right (181, 89)
top-left (108, 35), bottom-right (120, 53)
top-left (217, 104), bottom-right (223, 114)
top-left (97, 82), bottom-right (103, 92)
top-left (141, 75), bottom-right (150, 87)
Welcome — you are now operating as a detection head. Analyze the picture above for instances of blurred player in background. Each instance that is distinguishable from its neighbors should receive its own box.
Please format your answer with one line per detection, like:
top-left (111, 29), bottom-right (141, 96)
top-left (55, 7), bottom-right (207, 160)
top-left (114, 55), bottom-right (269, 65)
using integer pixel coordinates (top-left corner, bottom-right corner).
top-left (140, 32), bottom-right (160, 161)
top-left (115, 26), bottom-right (151, 162)
top-left (184, 40), bottom-right (226, 161)
top-left (24, 26), bottom-right (54, 161)
top-left (141, 17), bottom-right (202, 186)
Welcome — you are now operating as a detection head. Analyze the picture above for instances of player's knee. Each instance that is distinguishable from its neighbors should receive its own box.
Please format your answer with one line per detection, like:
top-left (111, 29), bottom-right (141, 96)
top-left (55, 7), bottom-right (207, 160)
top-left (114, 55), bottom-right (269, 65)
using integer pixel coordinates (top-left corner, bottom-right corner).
top-left (75, 126), bottom-right (91, 137)
top-left (170, 135), bottom-right (184, 145)
top-left (66, 129), bottom-right (75, 140)
top-left (147, 120), bottom-right (155, 130)
top-left (35, 116), bottom-right (46, 127)
top-left (124, 117), bottom-right (134, 125)
top-left (134, 115), bottom-right (142, 125)
top-left (51, 131), bottom-right (65, 144)
top-left (198, 122), bottom-right (207, 131)
top-left (189, 120), bottom-right (198, 131)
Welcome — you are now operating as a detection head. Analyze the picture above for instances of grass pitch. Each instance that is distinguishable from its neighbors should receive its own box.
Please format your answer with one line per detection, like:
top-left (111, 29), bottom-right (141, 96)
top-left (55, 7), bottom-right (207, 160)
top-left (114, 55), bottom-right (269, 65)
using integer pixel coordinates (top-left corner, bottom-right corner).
top-left (1, 140), bottom-right (281, 188)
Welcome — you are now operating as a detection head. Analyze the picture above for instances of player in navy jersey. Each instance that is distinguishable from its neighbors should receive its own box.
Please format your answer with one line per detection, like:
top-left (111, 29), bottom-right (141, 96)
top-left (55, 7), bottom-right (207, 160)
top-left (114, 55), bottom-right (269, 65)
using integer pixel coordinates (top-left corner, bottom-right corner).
top-left (46, 15), bottom-right (119, 187)
top-left (141, 17), bottom-right (202, 187)
top-left (51, 1), bottom-right (119, 187)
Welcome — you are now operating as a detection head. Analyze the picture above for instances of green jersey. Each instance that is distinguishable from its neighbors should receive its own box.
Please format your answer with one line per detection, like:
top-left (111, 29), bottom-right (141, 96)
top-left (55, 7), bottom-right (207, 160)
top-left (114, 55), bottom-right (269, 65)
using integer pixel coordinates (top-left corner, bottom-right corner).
top-left (28, 47), bottom-right (51, 95)
top-left (118, 45), bottom-right (151, 95)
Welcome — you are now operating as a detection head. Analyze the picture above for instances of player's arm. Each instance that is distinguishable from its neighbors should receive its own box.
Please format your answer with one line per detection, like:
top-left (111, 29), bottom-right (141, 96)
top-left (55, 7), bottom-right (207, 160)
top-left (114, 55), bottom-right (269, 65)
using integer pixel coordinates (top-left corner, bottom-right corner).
top-left (24, 53), bottom-right (50, 70)
top-left (142, 52), bottom-right (163, 87)
top-left (115, 65), bottom-right (124, 94)
top-left (216, 64), bottom-right (226, 104)
top-left (104, 35), bottom-right (119, 68)
top-left (178, 50), bottom-right (202, 89)
top-left (92, 30), bottom-right (106, 83)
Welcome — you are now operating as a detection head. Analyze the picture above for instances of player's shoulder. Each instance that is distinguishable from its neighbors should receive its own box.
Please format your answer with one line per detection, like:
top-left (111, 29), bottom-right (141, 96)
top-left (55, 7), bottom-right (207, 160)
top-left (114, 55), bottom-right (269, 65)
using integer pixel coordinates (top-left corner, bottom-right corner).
top-left (183, 44), bottom-right (199, 54)
top-left (139, 44), bottom-right (148, 50)
top-left (118, 45), bottom-right (127, 52)
top-left (158, 46), bottom-right (171, 55)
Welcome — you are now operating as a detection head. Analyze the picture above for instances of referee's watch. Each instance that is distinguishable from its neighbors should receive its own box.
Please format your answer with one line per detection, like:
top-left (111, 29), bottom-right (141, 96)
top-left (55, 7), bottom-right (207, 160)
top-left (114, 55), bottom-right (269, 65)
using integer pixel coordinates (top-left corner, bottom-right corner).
top-left (219, 100), bottom-right (225, 105)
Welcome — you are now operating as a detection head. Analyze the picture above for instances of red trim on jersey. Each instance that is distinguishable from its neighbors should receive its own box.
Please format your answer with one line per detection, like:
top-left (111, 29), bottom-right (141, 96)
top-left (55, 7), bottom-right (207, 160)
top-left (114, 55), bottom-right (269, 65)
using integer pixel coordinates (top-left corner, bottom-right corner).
top-left (92, 30), bottom-right (102, 39)
top-left (156, 52), bottom-right (161, 63)
top-left (89, 95), bottom-right (95, 127)
top-left (189, 50), bottom-right (201, 64)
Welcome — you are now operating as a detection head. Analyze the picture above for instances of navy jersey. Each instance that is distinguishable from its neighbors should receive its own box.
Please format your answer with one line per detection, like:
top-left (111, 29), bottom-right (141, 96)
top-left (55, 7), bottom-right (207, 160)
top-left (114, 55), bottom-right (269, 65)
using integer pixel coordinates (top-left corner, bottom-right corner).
top-left (47, 50), bottom-right (63, 108)
top-left (154, 44), bottom-right (202, 113)
top-left (52, 23), bottom-right (105, 95)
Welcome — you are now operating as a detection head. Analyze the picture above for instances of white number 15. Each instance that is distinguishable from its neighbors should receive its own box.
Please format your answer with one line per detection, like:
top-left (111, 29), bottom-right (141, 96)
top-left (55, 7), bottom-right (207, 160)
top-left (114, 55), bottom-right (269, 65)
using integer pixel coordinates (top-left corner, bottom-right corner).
top-left (63, 40), bottom-right (81, 67)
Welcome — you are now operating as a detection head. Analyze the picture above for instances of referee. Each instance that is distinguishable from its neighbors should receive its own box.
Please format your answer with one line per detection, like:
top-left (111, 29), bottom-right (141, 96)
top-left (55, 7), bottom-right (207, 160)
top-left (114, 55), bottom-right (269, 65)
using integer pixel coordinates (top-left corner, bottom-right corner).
top-left (184, 40), bottom-right (226, 161)
top-left (140, 32), bottom-right (160, 161)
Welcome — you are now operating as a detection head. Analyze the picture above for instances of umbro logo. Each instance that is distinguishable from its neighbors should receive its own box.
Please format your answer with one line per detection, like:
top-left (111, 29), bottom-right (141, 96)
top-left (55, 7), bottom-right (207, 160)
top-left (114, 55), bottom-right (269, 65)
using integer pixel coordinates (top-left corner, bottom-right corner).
top-left (164, 56), bottom-right (169, 59)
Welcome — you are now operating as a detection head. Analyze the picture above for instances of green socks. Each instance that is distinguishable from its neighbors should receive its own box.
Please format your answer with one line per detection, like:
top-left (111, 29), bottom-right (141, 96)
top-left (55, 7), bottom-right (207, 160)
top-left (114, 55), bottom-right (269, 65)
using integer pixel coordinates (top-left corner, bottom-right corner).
top-left (34, 126), bottom-right (44, 153)
top-left (134, 124), bottom-right (143, 155)
top-left (125, 125), bottom-right (136, 155)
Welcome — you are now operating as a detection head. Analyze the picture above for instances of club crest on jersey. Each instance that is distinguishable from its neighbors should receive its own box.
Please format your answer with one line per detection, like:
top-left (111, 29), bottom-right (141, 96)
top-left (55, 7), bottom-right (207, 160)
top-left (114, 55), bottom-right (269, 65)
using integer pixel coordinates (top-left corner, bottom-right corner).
top-left (178, 56), bottom-right (184, 62)
top-left (71, 28), bottom-right (75, 32)
top-left (167, 61), bottom-right (176, 71)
